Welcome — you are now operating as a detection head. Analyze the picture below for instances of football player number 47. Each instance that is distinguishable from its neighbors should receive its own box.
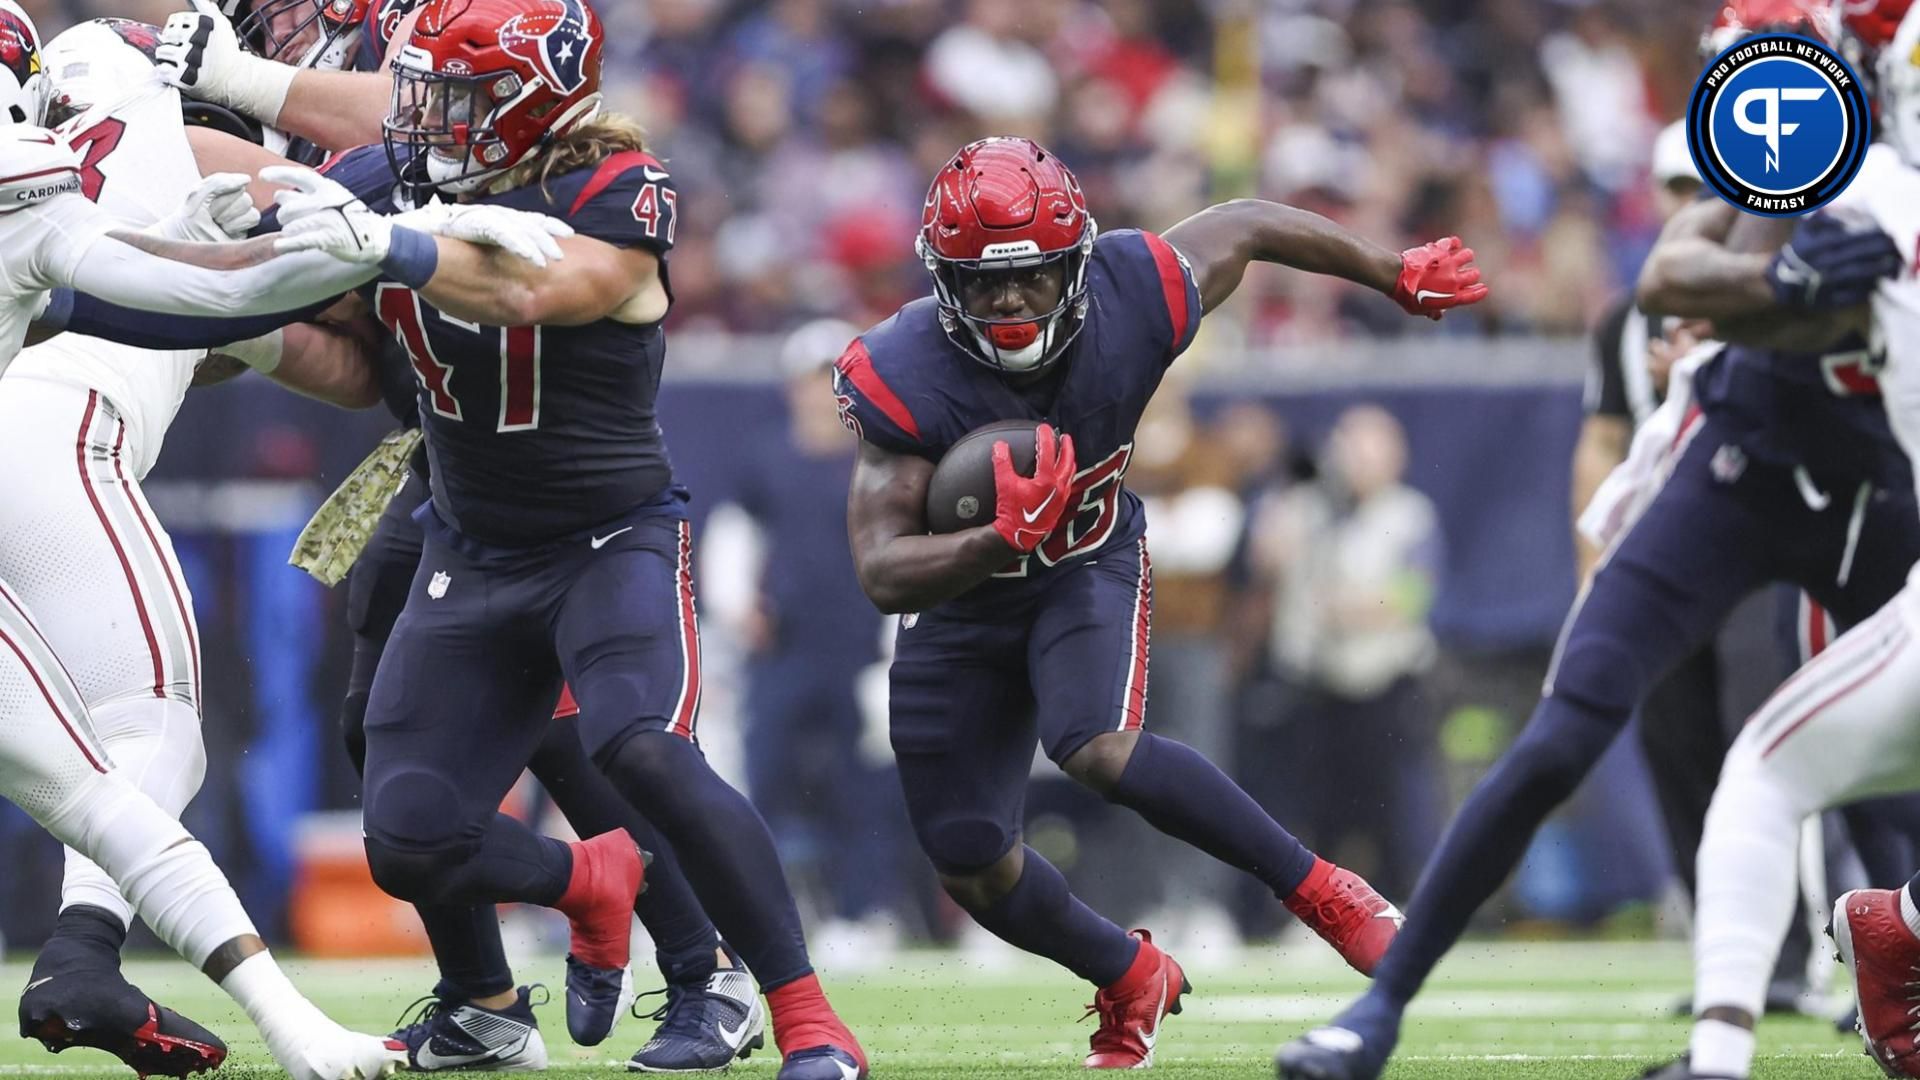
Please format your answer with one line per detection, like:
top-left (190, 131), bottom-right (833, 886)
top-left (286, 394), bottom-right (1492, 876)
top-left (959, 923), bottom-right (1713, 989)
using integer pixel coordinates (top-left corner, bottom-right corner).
top-left (376, 284), bottom-right (544, 432)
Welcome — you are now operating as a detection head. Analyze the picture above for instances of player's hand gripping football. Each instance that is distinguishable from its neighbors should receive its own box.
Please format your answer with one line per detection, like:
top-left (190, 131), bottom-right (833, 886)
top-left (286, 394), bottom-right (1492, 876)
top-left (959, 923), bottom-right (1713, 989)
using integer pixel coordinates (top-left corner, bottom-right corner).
top-left (1768, 208), bottom-right (1905, 310)
top-left (156, 0), bottom-right (297, 124)
top-left (1392, 236), bottom-right (1489, 320)
top-left (153, 171), bottom-right (260, 243)
top-left (992, 423), bottom-right (1077, 554)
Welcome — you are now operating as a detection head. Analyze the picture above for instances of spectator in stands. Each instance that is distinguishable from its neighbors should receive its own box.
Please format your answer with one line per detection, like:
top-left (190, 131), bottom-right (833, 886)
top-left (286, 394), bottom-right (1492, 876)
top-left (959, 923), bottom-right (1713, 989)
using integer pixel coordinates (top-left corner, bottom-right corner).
top-left (1249, 405), bottom-right (1446, 897)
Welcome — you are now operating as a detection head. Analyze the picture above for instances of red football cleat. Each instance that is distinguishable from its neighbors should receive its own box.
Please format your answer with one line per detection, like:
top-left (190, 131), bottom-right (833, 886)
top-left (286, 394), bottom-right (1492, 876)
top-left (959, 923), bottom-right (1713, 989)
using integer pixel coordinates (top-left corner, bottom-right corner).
top-left (555, 829), bottom-right (646, 972)
top-left (1083, 930), bottom-right (1189, 1069)
top-left (1834, 889), bottom-right (1920, 1077)
top-left (1283, 859), bottom-right (1403, 977)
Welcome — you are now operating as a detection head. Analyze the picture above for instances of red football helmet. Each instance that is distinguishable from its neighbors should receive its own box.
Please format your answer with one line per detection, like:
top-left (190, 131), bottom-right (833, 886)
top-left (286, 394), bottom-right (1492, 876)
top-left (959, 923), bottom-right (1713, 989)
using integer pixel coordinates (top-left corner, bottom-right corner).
top-left (1831, 0), bottom-right (1915, 105)
top-left (1701, 0), bottom-right (1831, 56)
top-left (918, 136), bottom-right (1096, 373)
top-left (383, 0), bottom-right (604, 194)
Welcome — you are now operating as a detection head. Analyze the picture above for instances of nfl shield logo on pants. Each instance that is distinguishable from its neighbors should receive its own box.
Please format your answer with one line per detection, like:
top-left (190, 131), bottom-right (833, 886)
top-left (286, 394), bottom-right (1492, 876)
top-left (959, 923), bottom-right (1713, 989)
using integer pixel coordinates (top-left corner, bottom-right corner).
top-left (428, 570), bottom-right (451, 599)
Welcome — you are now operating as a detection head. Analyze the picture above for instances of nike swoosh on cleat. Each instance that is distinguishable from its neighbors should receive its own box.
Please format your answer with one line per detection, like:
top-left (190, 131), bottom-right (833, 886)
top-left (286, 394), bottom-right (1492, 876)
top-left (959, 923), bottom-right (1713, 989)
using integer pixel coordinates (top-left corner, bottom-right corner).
top-left (1414, 289), bottom-right (1453, 303)
top-left (833, 1060), bottom-right (859, 1080)
top-left (1138, 976), bottom-right (1170, 1056)
top-left (591, 526), bottom-right (634, 549)
top-left (413, 1046), bottom-right (505, 1070)
top-left (716, 1015), bottom-right (750, 1048)
top-left (1022, 490), bottom-right (1056, 524)
top-left (22, 977), bottom-right (51, 993)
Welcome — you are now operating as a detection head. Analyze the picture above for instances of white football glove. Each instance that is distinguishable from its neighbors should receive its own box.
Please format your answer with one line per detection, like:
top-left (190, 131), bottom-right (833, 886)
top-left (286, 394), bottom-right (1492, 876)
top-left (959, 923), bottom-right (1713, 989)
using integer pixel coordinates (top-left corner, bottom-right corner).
top-left (395, 202), bottom-right (574, 267)
top-left (155, 0), bottom-right (298, 126)
top-left (152, 172), bottom-right (261, 243)
top-left (265, 164), bottom-right (395, 264)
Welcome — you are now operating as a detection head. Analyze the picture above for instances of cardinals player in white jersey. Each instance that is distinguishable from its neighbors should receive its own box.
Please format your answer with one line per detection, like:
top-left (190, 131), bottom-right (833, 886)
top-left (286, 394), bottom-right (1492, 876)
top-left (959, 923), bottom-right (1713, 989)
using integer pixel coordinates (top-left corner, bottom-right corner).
top-left (1, 16), bottom-right (403, 1072)
top-left (1630, 7), bottom-right (1920, 1078)
top-left (0, 2), bottom-right (572, 1077)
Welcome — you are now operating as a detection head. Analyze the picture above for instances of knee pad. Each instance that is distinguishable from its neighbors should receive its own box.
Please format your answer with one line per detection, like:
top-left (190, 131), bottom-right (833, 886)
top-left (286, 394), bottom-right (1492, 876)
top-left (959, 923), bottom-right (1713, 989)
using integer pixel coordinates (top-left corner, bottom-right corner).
top-left (363, 766), bottom-right (470, 852)
top-left (917, 815), bottom-right (1018, 876)
top-left (363, 835), bottom-right (465, 903)
top-left (88, 698), bottom-right (207, 817)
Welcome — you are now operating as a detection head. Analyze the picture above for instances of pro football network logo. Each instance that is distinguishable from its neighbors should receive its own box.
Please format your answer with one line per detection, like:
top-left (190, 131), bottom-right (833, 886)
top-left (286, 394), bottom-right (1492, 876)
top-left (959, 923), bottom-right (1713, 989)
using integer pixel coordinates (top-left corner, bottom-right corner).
top-left (1686, 34), bottom-right (1870, 216)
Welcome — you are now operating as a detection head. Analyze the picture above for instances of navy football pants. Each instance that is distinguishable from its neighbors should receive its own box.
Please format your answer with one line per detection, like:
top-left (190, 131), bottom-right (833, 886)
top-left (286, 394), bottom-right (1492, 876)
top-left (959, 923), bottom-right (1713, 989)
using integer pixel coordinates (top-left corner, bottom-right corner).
top-left (1369, 412), bottom-right (1920, 1010)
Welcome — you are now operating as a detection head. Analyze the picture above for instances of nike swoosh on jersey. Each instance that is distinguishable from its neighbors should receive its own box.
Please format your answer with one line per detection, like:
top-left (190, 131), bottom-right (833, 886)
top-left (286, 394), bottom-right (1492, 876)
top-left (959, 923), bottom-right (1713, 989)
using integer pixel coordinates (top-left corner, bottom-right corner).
top-left (641, 166), bottom-right (670, 182)
top-left (590, 526), bottom-right (635, 549)
top-left (1414, 289), bottom-right (1454, 303)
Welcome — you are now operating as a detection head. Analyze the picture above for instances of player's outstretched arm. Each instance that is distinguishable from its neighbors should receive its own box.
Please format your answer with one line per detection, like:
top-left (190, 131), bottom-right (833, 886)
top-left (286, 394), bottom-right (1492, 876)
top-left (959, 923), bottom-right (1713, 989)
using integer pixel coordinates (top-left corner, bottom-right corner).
top-left (63, 225), bottom-right (377, 318)
top-left (158, 0), bottom-right (403, 153)
top-left (1161, 198), bottom-right (1487, 318)
top-left (847, 426), bottom-right (1077, 614)
top-left (412, 229), bottom-right (661, 328)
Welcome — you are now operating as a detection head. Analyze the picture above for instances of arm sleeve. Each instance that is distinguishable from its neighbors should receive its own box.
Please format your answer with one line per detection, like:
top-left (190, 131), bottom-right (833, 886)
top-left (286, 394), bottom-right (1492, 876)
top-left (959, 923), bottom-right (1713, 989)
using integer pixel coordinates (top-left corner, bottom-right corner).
top-left (1585, 299), bottom-right (1631, 419)
top-left (61, 290), bottom-right (337, 348)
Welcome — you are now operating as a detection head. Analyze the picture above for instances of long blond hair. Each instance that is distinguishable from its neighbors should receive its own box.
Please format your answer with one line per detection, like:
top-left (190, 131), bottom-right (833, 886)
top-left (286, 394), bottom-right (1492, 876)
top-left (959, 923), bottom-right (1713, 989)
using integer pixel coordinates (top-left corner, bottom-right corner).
top-left (492, 110), bottom-right (652, 201)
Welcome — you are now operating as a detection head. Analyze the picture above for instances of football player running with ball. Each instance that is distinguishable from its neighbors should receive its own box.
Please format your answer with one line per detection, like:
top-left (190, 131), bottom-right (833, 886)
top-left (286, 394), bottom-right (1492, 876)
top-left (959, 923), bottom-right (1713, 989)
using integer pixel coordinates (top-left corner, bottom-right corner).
top-left (834, 136), bottom-right (1486, 1069)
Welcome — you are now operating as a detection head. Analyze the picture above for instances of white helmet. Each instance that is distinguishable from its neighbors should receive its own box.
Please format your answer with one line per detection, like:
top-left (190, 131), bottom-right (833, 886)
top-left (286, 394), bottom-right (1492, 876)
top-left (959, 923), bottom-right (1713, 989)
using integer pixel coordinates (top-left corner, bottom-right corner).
top-left (0, 0), bottom-right (47, 127)
top-left (1880, 2), bottom-right (1920, 165)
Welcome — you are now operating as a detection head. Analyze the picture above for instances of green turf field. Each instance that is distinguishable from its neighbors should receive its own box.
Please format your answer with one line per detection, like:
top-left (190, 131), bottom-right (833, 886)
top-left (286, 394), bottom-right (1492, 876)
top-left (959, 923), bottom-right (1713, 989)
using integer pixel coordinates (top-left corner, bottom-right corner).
top-left (0, 941), bottom-right (1884, 1078)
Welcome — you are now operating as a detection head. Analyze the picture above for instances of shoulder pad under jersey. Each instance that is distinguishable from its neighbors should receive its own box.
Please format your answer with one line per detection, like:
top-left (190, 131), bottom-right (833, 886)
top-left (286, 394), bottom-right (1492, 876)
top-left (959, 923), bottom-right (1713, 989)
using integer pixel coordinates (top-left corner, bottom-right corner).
top-left (0, 127), bottom-right (83, 211)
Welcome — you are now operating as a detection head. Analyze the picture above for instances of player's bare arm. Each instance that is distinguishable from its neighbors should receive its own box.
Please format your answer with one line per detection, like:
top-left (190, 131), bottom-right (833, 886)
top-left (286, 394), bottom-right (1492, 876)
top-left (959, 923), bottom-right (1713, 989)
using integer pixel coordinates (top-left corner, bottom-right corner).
top-left (1163, 199), bottom-right (1487, 317)
top-left (1635, 199), bottom-right (1773, 318)
top-left (159, 0), bottom-right (423, 153)
top-left (418, 232), bottom-right (665, 327)
top-left (846, 441), bottom-right (1026, 614)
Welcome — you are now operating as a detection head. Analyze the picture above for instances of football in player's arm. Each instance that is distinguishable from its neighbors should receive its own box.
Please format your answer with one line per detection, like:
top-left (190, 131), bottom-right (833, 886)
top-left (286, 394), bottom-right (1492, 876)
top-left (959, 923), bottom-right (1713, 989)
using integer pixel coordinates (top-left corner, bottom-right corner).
top-left (845, 196), bottom-right (1485, 615)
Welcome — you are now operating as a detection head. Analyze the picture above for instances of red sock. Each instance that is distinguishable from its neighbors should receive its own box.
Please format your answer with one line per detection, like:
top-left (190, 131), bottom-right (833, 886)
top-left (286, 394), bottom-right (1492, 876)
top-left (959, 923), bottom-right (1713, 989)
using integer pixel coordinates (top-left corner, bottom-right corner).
top-left (1103, 933), bottom-right (1160, 994)
top-left (766, 973), bottom-right (864, 1068)
top-left (554, 833), bottom-right (634, 969)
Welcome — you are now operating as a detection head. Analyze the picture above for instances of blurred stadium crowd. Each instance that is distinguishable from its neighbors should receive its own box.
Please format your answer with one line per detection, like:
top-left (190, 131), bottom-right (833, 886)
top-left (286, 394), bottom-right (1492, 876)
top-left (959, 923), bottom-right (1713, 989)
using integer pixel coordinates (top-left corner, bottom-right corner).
top-left (0, 0), bottom-right (1736, 961)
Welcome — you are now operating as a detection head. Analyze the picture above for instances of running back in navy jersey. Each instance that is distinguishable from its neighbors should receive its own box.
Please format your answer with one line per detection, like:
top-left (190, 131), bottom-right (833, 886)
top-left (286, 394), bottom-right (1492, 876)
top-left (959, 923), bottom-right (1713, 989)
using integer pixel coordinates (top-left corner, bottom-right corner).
top-left (834, 227), bottom-right (1201, 602)
top-left (315, 142), bottom-right (682, 545)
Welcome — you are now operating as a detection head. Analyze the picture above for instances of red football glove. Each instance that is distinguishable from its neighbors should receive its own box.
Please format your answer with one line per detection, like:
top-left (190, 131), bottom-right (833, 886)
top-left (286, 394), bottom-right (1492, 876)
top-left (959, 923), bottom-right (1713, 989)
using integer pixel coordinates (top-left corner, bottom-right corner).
top-left (992, 423), bottom-right (1077, 553)
top-left (1392, 236), bottom-right (1490, 320)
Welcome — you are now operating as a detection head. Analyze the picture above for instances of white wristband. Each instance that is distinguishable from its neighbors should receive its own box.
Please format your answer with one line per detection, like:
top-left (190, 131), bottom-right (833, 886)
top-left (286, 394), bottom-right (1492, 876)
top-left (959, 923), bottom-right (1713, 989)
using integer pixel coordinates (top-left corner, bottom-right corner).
top-left (220, 328), bottom-right (284, 374)
top-left (218, 54), bottom-right (299, 129)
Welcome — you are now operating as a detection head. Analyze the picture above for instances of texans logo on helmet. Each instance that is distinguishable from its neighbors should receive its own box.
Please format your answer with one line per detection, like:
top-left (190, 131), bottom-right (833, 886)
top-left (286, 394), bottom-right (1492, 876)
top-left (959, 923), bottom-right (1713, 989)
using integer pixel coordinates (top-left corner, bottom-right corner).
top-left (0, 12), bottom-right (38, 87)
top-left (499, 0), bottom-right (593, 94)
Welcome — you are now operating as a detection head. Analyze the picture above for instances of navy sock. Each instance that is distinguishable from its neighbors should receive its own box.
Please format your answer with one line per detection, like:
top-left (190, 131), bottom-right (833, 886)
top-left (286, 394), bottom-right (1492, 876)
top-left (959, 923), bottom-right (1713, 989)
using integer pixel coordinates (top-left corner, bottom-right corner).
top-left (971, 847), bottom-right (1139, 987)
top-left (1371, 695), bottom-right (1619, 1008)
top-left (417, 905), bottom-right (513, 1000)
top-left (1107, 733), bottom-right (1317, 897)
top-left (31, 904), bottom-right (127, 979)
top-left (528, 721), bottom-right (720, 978)
top-left (597, 732), bottom-right (812, 990)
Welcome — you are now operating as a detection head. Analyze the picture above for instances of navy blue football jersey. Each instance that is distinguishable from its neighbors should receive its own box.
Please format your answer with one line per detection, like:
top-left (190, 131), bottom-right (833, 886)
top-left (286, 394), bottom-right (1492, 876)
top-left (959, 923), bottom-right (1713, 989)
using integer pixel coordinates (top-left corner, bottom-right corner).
top-left (835, 228), bottom-right (1202, 599)
top-left (1694, 335), bottom-right (1909, 488)
top-left (316, 143), bottom-right (683, 545)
